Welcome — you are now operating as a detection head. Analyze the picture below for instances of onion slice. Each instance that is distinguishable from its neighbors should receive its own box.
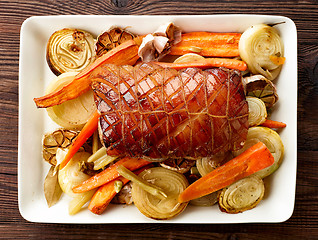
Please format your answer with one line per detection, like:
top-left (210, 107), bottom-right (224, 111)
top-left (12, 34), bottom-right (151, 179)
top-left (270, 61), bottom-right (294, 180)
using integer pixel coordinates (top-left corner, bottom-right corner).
top-left (239, 24), bottom-right (284, 80)
top-left (218, 175), bottom-right (265, 213)
top-left (246, 96), bottom-right (267, 126)
top-left (196, 152), bottom-right (232, 177)
top-left (131, 167), bottom-right (189, 220)
top-left (45, 72), bottom-right (96, 129)
top-left (46, 28), bottom-right (95, 75)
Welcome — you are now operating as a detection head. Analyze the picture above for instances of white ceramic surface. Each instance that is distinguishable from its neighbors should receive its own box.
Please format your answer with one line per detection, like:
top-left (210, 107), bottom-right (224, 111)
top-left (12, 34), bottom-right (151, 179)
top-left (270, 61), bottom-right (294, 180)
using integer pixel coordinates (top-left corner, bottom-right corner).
top-left (18, 15), bottom-right (297, 223)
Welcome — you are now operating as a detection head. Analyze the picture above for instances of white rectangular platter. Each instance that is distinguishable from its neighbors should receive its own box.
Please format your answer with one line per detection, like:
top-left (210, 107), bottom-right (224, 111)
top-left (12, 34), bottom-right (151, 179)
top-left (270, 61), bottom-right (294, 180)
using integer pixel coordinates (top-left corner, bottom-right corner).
top-left (18, 15), bottom-right (297, 223)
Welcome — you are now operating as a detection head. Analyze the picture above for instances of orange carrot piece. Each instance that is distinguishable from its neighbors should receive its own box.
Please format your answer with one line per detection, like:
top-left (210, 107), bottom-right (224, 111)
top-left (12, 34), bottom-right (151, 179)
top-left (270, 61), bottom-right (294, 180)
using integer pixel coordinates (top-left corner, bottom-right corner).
top-left (178, 142), bottom-right (274, 203)
top-left (72, 157), bottom-right (151, 193)
top-left (170, 32), bottom-right (241, 57)
top-left (155, 58), bottom-right (247, 71)
top-left (88, 166), bottom-right (149, 215)
top-left (34, 40), bottom-right (139, 108)
top-left (60, 110), bottom-right (100, 169)
top-left (261, 119), bottom-right (287, 128)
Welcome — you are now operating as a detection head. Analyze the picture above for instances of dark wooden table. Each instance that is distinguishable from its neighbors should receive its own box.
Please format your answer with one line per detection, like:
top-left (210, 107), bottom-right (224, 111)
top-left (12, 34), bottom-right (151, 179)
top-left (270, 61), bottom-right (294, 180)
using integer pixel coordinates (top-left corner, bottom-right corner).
top-left (1, 0), bottom-right (317, 239)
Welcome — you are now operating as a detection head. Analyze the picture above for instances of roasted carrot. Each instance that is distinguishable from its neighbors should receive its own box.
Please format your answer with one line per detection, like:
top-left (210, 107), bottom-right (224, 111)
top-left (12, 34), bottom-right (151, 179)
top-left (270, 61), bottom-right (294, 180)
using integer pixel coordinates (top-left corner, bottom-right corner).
top-left (88, 166), bottom-right (150, 215)
top-left (178, 142), bottom-right (274, 203)
top-left (34, 40), bottom-right (139, 108)
top-left (60, 110), bottom-right (100, 169)
top-left (170, 32), bottom-right (241, 57)
top-left (72, 157), bottom-right (151, 193)
top-left (155, 58), bottom-right (247, 71)
top-left (261, 119), bottom-right (287, 128)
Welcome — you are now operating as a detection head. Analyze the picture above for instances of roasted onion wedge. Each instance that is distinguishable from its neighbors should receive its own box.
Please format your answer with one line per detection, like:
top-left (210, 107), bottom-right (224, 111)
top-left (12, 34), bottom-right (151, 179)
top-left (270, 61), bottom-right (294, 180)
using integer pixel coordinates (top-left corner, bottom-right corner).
top-left (196, 152), bottom-right (232, 176)
top-left (246, 96), bottom-right (267, 126)
top-left (47, 28), bottom-right (95, 75)
top-left (57, 150), bottom-right (91, 197)
top-left (233, 126), bottom-right (284, 178)
top-left (218, 175), bottom-right (265, 214)
top-left (190, 191), bottom-right (218, 206)
top-left (239, 24), bottom-right (284, 80)
top-left (45, 72), bottom-right (96, 129)
top-left (131, 167), bottom-right (189, 220)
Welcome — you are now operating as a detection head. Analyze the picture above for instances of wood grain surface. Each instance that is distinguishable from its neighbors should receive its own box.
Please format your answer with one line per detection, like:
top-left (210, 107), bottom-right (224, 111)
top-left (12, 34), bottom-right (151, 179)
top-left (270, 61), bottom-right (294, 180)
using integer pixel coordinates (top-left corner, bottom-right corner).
top-left (0, 0), bottom-right (317, 239)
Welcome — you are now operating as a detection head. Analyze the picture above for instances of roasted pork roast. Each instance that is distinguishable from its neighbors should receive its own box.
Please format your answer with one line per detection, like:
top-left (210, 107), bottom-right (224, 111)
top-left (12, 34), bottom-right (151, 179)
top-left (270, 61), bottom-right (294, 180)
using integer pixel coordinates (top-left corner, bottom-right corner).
top-left (91, 62), bottom-right (248, 160)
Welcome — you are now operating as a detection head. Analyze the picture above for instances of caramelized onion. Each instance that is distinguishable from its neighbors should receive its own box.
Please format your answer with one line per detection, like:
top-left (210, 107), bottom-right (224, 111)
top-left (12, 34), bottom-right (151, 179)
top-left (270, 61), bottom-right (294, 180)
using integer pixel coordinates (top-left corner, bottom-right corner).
top-left (246, 96), bottom-right (267, 126)
top-left (57, 150), bottom-right (91, 197)
top-left (239, 24), bottom-right (284, 80)
top-left (218, 175), bottom-right (265, 213)
top-left (196, 152), bottom-right (232, 176)
top-left (47, 28), bottom-right (95, 75)
top-left (131, 167), bottom-right (189, 220)
top-left (45, 72), bottom-right (96, 129)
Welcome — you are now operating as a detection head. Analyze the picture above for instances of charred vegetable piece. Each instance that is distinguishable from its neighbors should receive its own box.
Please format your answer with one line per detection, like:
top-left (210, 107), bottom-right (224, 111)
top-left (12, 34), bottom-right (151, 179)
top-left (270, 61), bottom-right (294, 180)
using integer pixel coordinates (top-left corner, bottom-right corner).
top-left (246, 96), bottom-right (267, 126)
top-left (95, 27), bottom-right (135, 57)
top-left (239, 24), bottom-right (284, 80)
top-left (46, 28), bottom-right (95, 75)
top-left (243, 74), bottom-right (279, 109)
top-left (42, 129), bottom-right (90, 166)
top-left (45, 72), bottom-right (96, 129)
top-left (160, 158), bottom-right (195, 174)
top-left (131, 167), bottom-right (189, 220)
top-left (233, 126), bottom-right (284, 178)
top-left (218, 175), bottom-right (265, 214)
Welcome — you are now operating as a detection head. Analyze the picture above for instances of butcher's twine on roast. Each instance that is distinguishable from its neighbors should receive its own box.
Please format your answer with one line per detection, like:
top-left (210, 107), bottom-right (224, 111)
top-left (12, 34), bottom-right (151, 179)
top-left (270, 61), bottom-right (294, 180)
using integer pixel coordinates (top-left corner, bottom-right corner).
top-left (91, 62), bottom-right (249, 161)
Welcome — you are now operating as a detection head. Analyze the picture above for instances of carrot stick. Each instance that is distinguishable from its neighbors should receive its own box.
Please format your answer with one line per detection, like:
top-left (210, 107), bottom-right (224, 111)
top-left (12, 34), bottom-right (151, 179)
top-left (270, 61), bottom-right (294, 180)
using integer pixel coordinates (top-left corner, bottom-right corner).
top-left (178, 142), bottom-right (274, 203)
top-left (34, 40), bottom-right (139, 108)
top-left (88, 166), bottom-right (150, 215)
top-left (155, 58), bottom-right (247, 71)
top-left (170, 32), bottom-right (241, 57)
top-left (60, 110), bottom-right (100, 169)
top-left (260, 119), bottom-right (287, 128)
top-left (72, 157), bottom-right (151, 193)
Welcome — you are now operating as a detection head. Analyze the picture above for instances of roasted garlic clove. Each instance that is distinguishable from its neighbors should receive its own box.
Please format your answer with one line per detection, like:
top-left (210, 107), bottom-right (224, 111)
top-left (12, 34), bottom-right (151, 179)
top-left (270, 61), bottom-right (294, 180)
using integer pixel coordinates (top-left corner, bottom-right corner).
top-left (95, 27), bottom-right (135, 57)
top-left (243, 74), bottom-right (279, 109)
top-left (42, 129), bottom-right (91, 166)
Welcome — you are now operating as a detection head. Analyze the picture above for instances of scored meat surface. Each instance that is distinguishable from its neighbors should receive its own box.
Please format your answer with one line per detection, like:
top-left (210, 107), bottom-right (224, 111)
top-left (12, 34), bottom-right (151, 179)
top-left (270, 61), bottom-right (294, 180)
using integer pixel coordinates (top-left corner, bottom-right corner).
top-left (91, 62), bottom-right (248, 160)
